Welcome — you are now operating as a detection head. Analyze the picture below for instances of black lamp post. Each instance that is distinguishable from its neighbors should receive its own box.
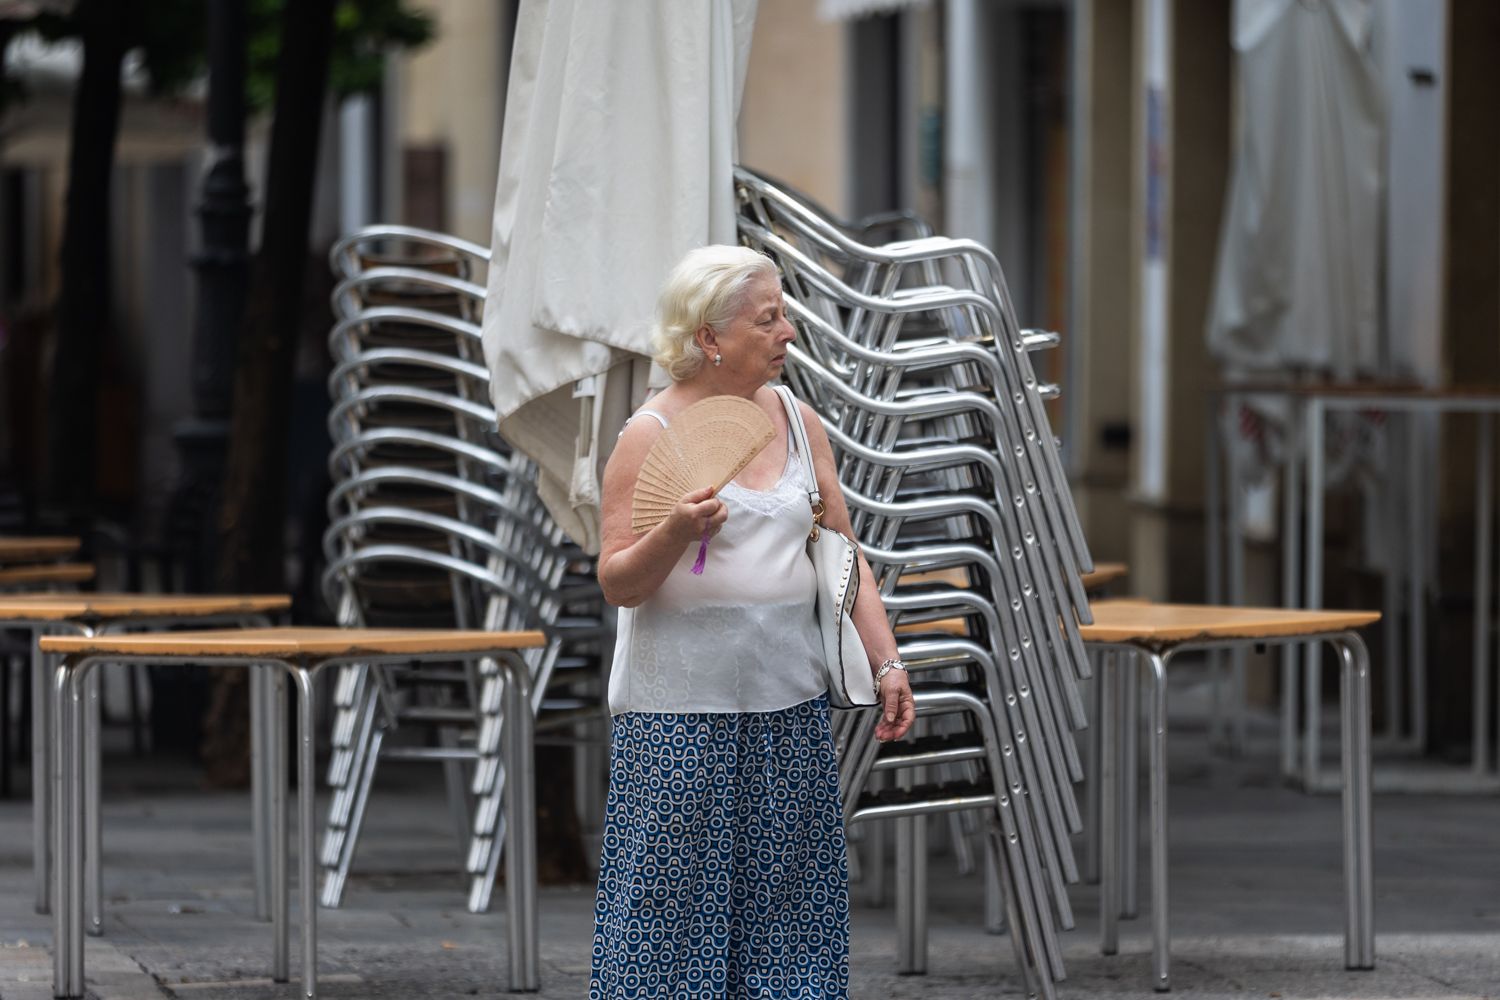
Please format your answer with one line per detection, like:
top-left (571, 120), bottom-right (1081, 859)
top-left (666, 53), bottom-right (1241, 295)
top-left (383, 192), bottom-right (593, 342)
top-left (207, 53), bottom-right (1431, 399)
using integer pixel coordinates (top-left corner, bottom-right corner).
top-left (172, 0), bottom-right (250, 590)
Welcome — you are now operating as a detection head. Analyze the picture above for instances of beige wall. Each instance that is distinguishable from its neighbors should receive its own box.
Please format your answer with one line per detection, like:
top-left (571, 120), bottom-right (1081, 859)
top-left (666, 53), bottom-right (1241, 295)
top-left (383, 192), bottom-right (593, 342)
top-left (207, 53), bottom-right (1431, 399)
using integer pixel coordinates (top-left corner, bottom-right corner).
top-left (1127, 0), bottom-right (1230, 602)
top-left (398, 0), bottom-right (510, 245)
top-left (738, 0), bottom-right (848, 217)
top-left (1071, 0), bottom-right (1136, 567)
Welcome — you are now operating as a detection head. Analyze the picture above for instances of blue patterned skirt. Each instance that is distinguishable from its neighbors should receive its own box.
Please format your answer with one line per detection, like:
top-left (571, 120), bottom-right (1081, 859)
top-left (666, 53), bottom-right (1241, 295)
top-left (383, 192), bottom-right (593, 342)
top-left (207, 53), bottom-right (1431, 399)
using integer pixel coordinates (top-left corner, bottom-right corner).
top-left (590, 694), bottom-right (850, 999)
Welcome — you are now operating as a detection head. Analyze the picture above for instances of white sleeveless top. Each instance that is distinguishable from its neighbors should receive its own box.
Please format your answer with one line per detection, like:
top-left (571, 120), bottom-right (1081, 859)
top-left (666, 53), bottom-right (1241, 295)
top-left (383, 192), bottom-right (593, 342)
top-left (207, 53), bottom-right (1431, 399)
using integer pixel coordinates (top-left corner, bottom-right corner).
top-left (607, 402), bottom-right (828, 715)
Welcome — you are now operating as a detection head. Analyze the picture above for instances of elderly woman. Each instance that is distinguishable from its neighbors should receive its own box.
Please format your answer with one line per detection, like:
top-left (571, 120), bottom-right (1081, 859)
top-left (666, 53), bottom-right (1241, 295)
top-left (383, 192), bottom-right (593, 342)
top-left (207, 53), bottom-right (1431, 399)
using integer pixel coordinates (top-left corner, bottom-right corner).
top-left (589, 245), bottom-right (915, 999)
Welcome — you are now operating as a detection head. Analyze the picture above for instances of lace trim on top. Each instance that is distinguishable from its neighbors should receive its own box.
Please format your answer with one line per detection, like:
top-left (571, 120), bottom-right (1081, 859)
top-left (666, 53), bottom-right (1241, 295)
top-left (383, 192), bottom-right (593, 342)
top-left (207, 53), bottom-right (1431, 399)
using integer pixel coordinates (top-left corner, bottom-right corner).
top-left (719, 446), bottom-right (805, 517)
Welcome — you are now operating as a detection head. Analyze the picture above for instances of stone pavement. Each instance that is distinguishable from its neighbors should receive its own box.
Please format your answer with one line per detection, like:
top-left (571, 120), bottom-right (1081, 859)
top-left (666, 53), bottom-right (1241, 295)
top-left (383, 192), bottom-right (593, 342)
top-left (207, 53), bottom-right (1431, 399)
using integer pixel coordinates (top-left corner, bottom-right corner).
top-left (1, 698), bottom-right (1497, 999)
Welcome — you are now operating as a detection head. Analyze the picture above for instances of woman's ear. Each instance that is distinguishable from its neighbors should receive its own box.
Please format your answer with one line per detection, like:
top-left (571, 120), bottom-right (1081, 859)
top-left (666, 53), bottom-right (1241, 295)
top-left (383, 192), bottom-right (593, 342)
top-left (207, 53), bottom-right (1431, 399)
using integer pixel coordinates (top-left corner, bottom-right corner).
top-left (695, 324), bottom-right (718, 357)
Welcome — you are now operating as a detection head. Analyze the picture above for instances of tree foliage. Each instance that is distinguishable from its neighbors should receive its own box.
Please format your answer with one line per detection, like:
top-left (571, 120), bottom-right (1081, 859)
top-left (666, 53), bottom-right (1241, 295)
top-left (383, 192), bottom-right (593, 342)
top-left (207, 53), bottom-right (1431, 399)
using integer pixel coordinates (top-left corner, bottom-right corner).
top-left (250, 0), bottom-right (434, 109)
top-left (1, 0), bottom-right (433, 114)
top-left (1, 1), bottom-right (203, 111)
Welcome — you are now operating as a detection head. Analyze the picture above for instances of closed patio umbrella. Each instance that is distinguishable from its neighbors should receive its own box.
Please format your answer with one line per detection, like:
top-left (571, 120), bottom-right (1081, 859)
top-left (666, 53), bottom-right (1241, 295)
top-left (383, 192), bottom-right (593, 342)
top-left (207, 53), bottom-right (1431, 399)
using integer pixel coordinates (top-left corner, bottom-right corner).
top-left (1206, 0), bottom-right (1383, 378)
top-left (481, 0), bottom-right (759, 552)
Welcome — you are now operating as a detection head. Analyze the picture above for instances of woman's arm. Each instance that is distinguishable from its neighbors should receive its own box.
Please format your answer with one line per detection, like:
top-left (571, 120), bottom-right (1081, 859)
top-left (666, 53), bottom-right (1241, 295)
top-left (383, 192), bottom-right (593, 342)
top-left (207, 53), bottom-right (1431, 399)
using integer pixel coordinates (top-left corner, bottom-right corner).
top-left (797, 400), bottom-right (914, 742)
top-left (597, 419), bottom-right (728, 608)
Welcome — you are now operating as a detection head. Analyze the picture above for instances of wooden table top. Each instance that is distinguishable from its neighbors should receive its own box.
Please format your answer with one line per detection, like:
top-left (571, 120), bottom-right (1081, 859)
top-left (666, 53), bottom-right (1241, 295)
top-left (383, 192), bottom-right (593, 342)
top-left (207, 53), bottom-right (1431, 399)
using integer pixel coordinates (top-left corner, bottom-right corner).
top-left (1081, 562), bottom-right (1128, 591)
top-left (1079, 602), bottom-right (1380, 646)
top-left (894, 616), bottom-right (972, 637)
top-left (0, 563), bottom-right (95, 587)
top-left (0, 593), bottom-right (291, 623)
top-left (0, 536), bottom-right (82, 563)
top-left (898, 561), bottom-right (1128, 594)
top-left (897, 567), bottom-right (972, 589)
top-left (893, 598), bottom-right (1372, 646)
top-left (39, 626), bottom-right (547, 660)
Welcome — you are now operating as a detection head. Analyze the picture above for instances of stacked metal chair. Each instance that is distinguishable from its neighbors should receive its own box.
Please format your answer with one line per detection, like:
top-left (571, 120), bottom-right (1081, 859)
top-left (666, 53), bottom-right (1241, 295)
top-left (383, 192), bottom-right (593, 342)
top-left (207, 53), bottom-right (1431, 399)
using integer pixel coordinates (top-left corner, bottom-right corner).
top-left (321, 226), bottom-right (609, 912)
top-left (736, 168), bottom-right (1094, 998)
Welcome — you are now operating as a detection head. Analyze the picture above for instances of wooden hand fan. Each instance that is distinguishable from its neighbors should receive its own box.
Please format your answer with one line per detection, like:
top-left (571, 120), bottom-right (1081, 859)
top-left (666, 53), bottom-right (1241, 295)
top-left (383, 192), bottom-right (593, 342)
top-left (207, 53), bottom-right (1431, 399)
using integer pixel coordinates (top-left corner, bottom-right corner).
top-left (630, 396), bottom-right (776, 555)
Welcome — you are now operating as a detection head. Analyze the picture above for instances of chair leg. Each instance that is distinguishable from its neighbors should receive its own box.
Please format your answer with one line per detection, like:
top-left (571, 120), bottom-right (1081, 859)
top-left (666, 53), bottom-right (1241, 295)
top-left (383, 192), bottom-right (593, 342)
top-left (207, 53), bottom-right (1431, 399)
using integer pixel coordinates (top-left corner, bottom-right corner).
top-left (983, 829), bottom-right (1006, 933)
top-left (438, 725), bottom-right (471, 862)
top-left (987, 817), bottom-right (1053, 1000)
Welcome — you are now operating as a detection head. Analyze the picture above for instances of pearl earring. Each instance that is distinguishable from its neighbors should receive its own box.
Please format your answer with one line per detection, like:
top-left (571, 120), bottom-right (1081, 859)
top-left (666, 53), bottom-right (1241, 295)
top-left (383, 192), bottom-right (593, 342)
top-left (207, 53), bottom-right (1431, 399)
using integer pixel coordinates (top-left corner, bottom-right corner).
top-left (713, 353), bottom-right (722, 367)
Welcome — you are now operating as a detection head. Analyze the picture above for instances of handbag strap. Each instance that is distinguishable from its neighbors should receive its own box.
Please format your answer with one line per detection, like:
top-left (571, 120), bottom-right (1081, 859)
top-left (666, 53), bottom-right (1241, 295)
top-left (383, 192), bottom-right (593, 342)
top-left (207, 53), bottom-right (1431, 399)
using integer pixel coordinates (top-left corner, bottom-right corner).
top-left (772, 385), bottom-right (823, 521)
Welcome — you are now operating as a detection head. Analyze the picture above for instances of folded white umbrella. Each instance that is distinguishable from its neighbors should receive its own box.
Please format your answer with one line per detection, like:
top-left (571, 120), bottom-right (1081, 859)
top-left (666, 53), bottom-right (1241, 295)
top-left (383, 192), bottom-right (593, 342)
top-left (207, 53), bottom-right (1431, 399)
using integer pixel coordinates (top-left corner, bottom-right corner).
top-left (482, 0), bottom-right (759, 552)
top-left (1206, 0), bottom-right (1383, 378)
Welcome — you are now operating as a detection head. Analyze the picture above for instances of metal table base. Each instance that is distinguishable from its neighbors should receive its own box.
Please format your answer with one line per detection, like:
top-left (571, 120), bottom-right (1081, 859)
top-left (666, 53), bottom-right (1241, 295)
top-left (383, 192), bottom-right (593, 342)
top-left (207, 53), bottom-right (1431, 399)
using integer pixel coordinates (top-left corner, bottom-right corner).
top-left (5, 611), bottom-right (279, 924)
top-left (47, 647), bottom-right (537, 1000)
top-left (1091, 630), bottom-right (1375, 991)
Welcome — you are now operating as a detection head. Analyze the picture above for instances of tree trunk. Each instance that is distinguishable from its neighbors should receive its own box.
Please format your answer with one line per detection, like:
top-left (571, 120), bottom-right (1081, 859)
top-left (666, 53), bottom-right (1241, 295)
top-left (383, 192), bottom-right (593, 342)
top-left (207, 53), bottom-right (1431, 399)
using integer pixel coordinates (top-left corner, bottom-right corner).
top-left (44, 0), bottom-right (132, 515)
top-left (203, 0), bottom-right (337, 788)
top-left (214, 0), bottom-right (336, 594)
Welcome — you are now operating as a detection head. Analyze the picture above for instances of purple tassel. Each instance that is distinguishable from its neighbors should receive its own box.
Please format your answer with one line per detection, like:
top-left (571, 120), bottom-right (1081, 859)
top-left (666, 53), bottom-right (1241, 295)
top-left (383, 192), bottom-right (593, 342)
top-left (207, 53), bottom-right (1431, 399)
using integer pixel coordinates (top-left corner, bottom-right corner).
top-left (690, 528), bottom-right (710, 575)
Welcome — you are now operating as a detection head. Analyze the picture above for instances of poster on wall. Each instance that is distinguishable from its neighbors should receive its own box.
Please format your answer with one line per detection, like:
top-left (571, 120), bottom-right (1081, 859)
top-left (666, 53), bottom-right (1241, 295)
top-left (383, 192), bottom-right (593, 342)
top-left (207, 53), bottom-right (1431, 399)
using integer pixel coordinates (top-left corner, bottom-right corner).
top-left (1137, 0), bottom-right (1170, 503)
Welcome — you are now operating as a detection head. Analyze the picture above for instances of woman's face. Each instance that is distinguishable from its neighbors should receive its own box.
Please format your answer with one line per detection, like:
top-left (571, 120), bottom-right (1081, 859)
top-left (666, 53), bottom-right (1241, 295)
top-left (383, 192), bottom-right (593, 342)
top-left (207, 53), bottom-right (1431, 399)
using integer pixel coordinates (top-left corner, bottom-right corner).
top-left (704, 275), bottom-right (796, 384)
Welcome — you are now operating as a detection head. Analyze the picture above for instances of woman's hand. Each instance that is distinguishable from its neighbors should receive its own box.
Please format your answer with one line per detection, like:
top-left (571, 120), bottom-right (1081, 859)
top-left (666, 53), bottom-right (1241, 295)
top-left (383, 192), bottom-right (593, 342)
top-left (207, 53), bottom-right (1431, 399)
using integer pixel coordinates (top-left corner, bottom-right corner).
top-left (875, 669), bottom-right (915, 742)
top-left (599, 420), bottom-right (731, 608)
top-left (663, 485), bottom-right (728, 545)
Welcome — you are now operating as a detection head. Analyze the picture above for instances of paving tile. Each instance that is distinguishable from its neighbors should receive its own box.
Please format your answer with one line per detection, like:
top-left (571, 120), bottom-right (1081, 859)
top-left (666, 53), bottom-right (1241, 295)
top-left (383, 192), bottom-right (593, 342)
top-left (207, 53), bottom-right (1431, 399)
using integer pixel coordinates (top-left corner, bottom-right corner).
top-left (1, 708), bottom-right (1497, 999)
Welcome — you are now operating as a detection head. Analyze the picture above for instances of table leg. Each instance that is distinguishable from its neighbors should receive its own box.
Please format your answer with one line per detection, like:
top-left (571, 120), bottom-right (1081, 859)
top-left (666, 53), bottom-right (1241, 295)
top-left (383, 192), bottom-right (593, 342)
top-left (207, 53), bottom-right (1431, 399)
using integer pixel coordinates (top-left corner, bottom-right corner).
top-left (1084, 657), bottom-right (1101, 885)
top-left (252, 666), bottom-right (268, 922)
top-left (895, 814), bottom-right (924, 973)
top-left (1408, 417), bottom-right (1429, 754)
top-left (51, 660), bottom-right (74, 998)
top-left (246, 613), bottom-right (278, 924)
top-left (1122, 655), bottom-right (1139, 919)
top-left (68, 668), bottom-right (85, 994)
top-left (85, 667), bottom-right (102, 937)
top-left (1303, 401), bottom-right (1327, 787)
top-left (1200, 395), bottom-right (1224, 755)
top-left (1099, 652), bottom-right (1118, 956)
top-left (503, 657), bottom-right (538, 991)
top-left (33, 633), bottom-right (50, 915)
top-left (271, 668), bottom-right (289, 982)
top-left (1226, 409), bottom-right (1248, 754)
top-left (1145, 650), bottom-right (1171, 992)
top-left (293, 669), bottom-right (317, 1000)
top-left (1205, 390), bottom-right (1224, 639)
top-left (865, 810), bottom-right (887, 908)
top-left (1281, 410), bottom-right (1303, 778)
top-left (1472, 414), bottom-right (1492, 776)
top-left (1337, 633), bottom-right (1375, 970)
top-left (2, 649), bottom-right (11, 799)
top-left (1381, 460), bottom-right (1404, 744)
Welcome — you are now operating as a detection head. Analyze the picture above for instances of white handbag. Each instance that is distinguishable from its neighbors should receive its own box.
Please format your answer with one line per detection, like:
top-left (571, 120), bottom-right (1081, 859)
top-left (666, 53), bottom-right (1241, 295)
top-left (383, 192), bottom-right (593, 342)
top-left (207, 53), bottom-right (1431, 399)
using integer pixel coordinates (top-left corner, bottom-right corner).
top-left (774, 386), bottom-right (878, 709)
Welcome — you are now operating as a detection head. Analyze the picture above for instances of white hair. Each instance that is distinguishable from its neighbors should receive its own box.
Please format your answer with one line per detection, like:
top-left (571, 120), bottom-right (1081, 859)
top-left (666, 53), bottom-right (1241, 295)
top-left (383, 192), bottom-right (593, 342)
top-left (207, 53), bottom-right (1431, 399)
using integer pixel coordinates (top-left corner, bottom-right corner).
top-left (650, 245), bottom-right (779, 382)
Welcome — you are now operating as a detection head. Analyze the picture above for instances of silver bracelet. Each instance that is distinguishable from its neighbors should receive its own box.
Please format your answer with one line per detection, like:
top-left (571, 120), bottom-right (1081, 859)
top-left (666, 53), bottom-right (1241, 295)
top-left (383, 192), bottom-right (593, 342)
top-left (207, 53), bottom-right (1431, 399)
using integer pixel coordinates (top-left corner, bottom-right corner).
top-left (874, 658), bottom-right (907, 687)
